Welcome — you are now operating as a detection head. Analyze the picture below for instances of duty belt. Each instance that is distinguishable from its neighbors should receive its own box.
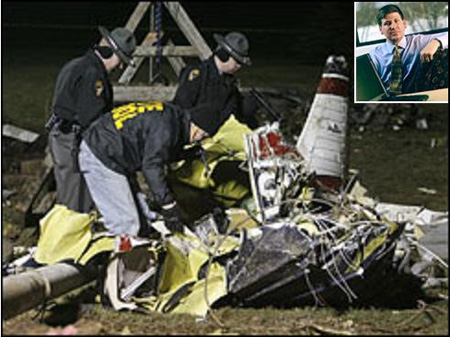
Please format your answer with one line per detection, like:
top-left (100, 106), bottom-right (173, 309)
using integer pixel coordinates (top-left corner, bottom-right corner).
top-left (46, 113), bottom-right (81, 134)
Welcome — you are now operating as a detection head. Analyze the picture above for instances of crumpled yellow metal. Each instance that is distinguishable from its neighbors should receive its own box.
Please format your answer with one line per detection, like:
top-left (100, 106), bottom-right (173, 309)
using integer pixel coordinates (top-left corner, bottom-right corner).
top-left (34, 204), bottom-right (115, 265)
top-left (34, 204), bottom-right (97, 265)
top-left (174, 115), bottom-right (252, 193)
top-left (137, 232), bottom-right (239, 317)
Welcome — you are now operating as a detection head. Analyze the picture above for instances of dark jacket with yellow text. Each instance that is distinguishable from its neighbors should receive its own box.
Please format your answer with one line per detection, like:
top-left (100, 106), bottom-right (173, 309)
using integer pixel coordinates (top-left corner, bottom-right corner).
top-left (83, 102), bottom-right (190, 207)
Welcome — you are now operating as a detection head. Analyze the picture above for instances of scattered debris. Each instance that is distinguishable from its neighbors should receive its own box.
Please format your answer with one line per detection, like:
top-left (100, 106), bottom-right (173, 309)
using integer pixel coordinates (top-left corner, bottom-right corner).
top-left (2, 124), bottom-right (40, 143)
top-left (2, 188), bottom-right (16, 199)
top-left (2, 189), bottom-right (16, 206)
top-left (348, 104), bottom-right (430, 132)
top-left (46, 325), bottom-right (78, 335)
top-left (430, 136), bottom-right (447, 148)
top-left (2, 56), bottom-right (447, 324)
top-left (416, 118), bottom-right (428, 130)
top-left (417, 187), bottom-right (438, 195)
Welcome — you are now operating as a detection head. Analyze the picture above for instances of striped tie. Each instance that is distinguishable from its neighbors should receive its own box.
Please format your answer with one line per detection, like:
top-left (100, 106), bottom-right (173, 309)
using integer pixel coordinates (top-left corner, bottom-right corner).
top-left (389, 46), bottom-right (402, 95)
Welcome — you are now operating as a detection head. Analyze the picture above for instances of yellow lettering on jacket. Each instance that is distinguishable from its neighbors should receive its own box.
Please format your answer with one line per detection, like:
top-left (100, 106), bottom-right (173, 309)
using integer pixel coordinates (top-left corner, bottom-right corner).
top-left (112, 101), bottom-right (164, 130)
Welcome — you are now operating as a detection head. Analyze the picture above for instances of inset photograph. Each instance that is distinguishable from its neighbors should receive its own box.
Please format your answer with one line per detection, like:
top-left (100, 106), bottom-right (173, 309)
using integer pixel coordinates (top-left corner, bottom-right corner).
top-left (355, 2), bottom-right (448, 102)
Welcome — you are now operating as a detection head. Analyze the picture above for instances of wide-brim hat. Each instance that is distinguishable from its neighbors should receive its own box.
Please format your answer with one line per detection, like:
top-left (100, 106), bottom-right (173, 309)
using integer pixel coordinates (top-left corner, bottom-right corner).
top-left (98, 26), bottom-right (136, 67)
top-left (213, 32), bottom-right (251, 66)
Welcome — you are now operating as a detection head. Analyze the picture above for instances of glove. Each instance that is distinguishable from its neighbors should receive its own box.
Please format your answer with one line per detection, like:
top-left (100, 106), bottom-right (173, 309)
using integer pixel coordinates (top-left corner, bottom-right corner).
top-left (212, 206), bottom-right (229, 234)
top-left (161, 202), bottom-right (185, 233)
top-left (178, 144), bottom-right (204, 161)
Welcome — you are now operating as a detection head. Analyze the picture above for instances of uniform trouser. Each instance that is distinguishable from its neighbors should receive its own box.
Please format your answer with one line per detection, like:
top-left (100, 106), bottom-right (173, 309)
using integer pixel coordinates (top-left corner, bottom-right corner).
top-left (48, 127), bottom-right (94, 213)
top-left (78, 140), bottom-right (141, 236)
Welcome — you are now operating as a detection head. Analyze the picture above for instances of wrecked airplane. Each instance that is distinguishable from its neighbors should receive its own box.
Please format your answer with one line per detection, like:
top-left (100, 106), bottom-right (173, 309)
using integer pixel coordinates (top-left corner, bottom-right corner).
top-left (3, 55), bottom-right (448, 320)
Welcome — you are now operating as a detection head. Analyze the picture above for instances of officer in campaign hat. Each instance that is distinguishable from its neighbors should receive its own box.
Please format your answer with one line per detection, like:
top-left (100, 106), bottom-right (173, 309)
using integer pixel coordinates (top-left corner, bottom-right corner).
top-left (173, 31), bottom-right (258, 130)
top-left (46, 26), bottom-right (136, 215)
top-left (213, 31), bottom-right (251, 66)
top-left (98, 26), bottom-right (137, 67)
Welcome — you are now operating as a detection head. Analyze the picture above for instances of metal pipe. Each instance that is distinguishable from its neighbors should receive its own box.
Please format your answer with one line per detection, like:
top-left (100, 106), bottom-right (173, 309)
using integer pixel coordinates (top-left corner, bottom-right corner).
top-left (250, 88), bottom-right (282, 121)
top-left (2, 263), bottom-right (96, 320)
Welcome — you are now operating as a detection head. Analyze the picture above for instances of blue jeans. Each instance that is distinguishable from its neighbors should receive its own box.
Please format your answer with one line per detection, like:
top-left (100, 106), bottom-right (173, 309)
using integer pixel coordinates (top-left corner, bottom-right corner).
top-left (78, 140), bottom-right (140, 236)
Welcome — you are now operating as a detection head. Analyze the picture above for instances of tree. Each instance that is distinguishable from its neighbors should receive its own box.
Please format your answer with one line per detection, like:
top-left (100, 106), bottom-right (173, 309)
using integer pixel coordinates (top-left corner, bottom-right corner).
top-left (400, 2), bottom-right (448, 31)
top-left (356, 2), bottom-right (379, 43)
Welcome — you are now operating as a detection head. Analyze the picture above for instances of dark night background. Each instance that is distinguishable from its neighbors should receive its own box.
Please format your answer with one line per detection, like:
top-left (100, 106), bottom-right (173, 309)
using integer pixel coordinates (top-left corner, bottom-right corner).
top-left (2, 1), bottom-right (353, 30)
top-left (1, 1), bottom-right (356, 133)
top-left (2, 1), bottom-right (355, 66)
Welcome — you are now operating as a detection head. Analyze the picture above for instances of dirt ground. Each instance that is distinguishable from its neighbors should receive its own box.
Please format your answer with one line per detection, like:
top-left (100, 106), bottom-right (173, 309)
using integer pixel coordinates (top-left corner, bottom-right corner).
top-left (2, 291), bottom-right (448, 335)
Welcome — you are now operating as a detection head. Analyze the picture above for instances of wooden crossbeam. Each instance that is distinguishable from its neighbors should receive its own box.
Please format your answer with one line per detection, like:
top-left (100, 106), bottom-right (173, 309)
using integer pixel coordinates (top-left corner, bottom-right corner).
top-left (134, 45), bottom-right (199, 57)
top-left (118, 35), bottom-right (190, 84)
top-left (119, 32), bottom-right (158, 84)
top-left (163, 2), bottom-right (212, 60)
top-left (166, 39), bottom-right (186, 77)
top-left (114, 86), bottom-right (279, 103)
top-left (124, 2), bottom-right (151, 32)
top-left (114, 85), bottom-right (178, 102)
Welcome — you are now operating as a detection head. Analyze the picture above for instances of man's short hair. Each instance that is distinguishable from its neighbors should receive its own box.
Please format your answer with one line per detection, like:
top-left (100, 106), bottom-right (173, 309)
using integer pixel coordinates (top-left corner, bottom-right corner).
top-left (376, 4), bottom-right (404, 26)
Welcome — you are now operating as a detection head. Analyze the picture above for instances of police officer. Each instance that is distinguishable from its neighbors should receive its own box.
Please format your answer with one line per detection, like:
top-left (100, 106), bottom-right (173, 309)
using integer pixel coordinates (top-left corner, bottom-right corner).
top-left (173, 31), bottom-right (258, 130)
top-left (47, 26), bottom-right (136, 214)
top-left (78, 101), bottom-right (225, 236)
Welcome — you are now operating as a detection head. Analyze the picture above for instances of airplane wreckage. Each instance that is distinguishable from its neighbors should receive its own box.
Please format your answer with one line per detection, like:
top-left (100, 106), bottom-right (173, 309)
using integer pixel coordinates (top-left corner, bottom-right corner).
top-left (3, 56), bottom-right (448, 320)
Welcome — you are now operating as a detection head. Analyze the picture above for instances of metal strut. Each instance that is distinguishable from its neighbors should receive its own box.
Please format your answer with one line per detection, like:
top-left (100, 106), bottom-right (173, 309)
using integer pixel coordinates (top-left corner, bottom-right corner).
top-left (249, 88), bottom-right (282, 122)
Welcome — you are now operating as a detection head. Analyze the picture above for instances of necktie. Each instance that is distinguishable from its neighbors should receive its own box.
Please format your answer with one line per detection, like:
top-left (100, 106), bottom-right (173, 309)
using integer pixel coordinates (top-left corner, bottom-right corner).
top-left (389, 46), bottom-right (402, 95)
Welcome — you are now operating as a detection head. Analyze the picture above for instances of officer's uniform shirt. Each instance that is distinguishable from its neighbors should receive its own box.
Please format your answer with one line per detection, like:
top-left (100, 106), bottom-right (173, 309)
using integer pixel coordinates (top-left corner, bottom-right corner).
top-left (173, 56), bottom-right (254, 128)
top-left (83, 102), bottom-right (191, 207)
top-left (51, 49), bottom-right (113, 130)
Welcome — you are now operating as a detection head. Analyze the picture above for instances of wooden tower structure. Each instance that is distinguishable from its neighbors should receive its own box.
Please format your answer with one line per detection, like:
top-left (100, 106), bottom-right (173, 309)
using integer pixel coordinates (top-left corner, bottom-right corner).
top-left (112, 2), bottom-right (212, 103)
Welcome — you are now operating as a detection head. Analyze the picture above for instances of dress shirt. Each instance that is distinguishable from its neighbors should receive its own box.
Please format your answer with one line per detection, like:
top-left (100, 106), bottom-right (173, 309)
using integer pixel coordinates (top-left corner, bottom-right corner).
top-left (369, 32), bottom-right (448, 94)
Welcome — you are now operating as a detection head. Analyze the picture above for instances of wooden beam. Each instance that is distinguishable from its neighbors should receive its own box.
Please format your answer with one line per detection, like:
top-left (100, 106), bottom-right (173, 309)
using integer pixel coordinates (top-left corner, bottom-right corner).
top-left (164, 2), bottom-right (212, 60)
top-left (114, 2), bottom-right (210, 96)
top-left (124, 2), bottom-right (151, 32)
top-left (112, 85), bottom-right (288, 103)
top-left (135, 45), bottom-right (199, 57)
top-left (113, 85), bottom-right (178, 102)
top-left (119, 32), bottom-right (159, 85)
top-left (166, 39), bottom-right (186, 77)
top-left (119, 2), bottom-right (152, 81)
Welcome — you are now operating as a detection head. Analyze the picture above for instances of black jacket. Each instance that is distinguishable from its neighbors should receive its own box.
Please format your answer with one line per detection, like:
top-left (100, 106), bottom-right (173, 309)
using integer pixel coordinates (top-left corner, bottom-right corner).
top-left (173, 56), bottom-right (257, 128)
top-left (83, 102), bottom-right (191, 207)
top-left (51, 49), bottom-right (113, 130)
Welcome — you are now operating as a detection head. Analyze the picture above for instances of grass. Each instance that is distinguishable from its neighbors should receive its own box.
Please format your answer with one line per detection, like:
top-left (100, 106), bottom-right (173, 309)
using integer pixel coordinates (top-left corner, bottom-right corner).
top-left (349, 126), bottom-right (448, 211)
top-left (2, 64), bottom-right (57, 131)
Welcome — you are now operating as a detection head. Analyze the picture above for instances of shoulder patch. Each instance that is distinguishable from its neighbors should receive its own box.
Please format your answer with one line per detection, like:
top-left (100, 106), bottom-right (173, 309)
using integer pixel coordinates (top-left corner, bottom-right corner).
top-left (95, 80), bottom-right (104, 96)
top-left (188, 69), bottom-right (200, 81)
